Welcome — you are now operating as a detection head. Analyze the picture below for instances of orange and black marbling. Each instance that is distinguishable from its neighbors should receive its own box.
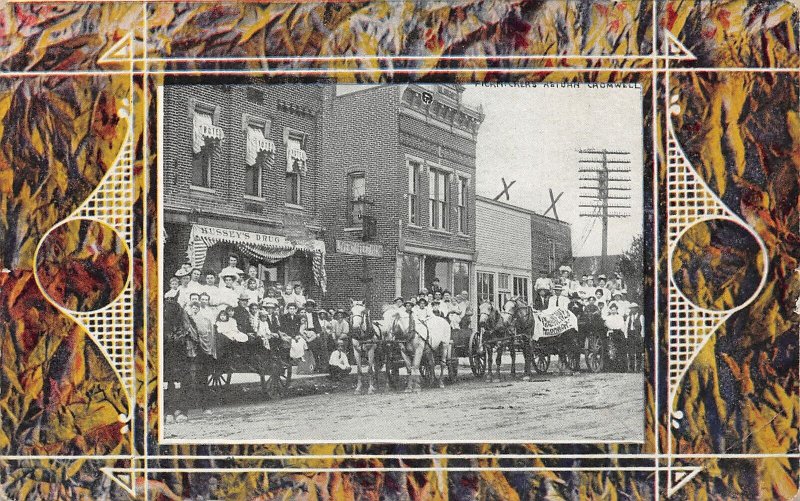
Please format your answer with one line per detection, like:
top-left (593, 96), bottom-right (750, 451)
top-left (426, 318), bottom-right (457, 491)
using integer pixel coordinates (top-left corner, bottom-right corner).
top-left (0, 1), bottom-right (797, 499)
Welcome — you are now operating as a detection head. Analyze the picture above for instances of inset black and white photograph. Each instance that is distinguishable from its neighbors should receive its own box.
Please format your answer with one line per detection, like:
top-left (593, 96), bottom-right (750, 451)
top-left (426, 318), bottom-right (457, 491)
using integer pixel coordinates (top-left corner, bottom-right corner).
top-left (158, 82), bottom-right (645, 443)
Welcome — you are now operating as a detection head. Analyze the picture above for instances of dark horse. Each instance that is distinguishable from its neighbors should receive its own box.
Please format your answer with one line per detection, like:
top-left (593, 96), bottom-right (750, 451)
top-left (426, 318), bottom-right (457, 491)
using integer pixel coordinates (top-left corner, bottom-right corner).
top-left (162, 300), bottom-right (207, 416)
top-left (477, 300), bottom-right (532, 381)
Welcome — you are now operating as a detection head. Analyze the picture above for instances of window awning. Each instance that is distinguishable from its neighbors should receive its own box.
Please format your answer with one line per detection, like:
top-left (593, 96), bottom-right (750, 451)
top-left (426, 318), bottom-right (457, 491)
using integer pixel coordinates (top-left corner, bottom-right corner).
top-left (186, 224), bottom-right (326, 292)
top-left (193, 112), bottom-right (224, 154)
top-left (246, 127), bottom-right (276, 166)
top-left (286, 146), bottom-right (308, 176)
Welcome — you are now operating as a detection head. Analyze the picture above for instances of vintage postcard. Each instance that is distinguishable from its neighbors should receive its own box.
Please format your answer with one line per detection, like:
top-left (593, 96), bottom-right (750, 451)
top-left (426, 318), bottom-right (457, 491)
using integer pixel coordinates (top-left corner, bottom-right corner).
top-left (0, 2), bottom-right (797, 500)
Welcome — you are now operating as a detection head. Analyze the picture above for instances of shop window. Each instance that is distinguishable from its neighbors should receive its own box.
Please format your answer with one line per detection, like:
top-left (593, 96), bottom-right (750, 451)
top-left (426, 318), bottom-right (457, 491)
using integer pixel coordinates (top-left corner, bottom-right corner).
top-left (498, 272), bottom-right (511, 308)
top-left (407, 159), bottom-right (421, 225)
top-left (428, 168), bottom-right (449, 230)
top-left (457, 176), bottom-right (468, 234)
top-left (477, 272), bottom-right (494, 306)
top-left (400, 254), bottom-right (421, 299)
top-left (513, 276), bottom-right (529, 303)
top-left (348, 172), bottom-right (366, 226)
top-left (453, 260), bottom-right (470, 298)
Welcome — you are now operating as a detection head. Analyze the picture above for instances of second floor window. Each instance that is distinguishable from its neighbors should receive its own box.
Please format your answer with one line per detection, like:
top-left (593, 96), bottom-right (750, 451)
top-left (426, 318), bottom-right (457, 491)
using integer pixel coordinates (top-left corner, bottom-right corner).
top-left (429, 168), bottom-right (449, 230)
top-left (285, 135), bottom-right (306, 206)
top-left (408, 160), bottom-right (421, 225)
top-left (457, 176), bottom-right (468, 233)
top-left (286, 171), bottom-right (301, 205)
top-left (245, 124), bottom-right (274, 197)
top-left (348, 173), bottom-right (366, 226)
top-left (192, 110), bottom-right (220, 188)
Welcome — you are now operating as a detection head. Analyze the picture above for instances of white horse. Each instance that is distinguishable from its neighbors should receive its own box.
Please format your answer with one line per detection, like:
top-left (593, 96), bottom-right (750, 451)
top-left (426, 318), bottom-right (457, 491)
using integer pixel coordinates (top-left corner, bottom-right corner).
top-left (350, 301), bottom-right (378, 394)
top-left (374, 310), bottom-right (452, 392)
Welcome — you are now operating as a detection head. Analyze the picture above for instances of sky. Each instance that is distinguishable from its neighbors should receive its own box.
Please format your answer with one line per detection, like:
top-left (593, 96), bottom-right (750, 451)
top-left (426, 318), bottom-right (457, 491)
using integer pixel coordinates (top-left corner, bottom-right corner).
top-left (461, 84), bottom-right (645, 257)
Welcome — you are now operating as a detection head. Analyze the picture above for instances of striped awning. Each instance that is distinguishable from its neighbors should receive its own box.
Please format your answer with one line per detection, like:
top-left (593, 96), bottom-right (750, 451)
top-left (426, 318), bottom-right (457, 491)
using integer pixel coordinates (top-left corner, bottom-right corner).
top-left (186, 224), bottom-right (326, 291)
top-left (193, 112), bottom-right (224, 154)
top-left (246, 127), bottom-right (275, 166)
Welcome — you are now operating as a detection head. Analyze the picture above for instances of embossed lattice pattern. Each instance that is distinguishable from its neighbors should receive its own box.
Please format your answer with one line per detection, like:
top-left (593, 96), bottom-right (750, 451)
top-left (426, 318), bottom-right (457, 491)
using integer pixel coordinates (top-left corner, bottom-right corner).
top-left (69, 125), bottom-right (135, 402)
top-left (665, 121), bottom-right (731, 408)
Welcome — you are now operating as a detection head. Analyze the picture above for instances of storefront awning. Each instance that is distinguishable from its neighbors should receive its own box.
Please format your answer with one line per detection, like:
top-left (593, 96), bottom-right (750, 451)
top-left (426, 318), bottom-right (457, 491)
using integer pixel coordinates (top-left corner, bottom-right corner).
top-left (246, 127), bottom-right (275, 166)
top-left (193, 112), bottom-right (224, 154)
top-left (186, 224), bottom-right (327, 292)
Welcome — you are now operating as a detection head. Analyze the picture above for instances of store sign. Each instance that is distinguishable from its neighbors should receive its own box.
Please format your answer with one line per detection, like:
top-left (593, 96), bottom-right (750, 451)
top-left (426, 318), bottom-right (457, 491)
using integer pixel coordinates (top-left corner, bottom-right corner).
top-left (336, 239), bottom-right (383, 258)
top-left (193, 224), bottom-right (292, 248)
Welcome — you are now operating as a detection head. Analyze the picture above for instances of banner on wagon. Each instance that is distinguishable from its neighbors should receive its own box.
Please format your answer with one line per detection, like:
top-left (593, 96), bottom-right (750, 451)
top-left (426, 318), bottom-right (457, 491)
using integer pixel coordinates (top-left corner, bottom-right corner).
top-left (532, 307), bottom-right (578, 341)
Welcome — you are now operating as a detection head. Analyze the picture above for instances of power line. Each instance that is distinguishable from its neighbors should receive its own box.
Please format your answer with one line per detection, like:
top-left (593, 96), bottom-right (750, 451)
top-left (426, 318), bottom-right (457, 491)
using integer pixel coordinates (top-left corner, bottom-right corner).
top-left (577, 148), bottom-right (632, 274)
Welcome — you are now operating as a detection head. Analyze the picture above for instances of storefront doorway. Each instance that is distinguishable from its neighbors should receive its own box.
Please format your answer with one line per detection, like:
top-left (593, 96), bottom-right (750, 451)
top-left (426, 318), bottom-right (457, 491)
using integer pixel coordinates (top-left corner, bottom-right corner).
top-left (424, 256), bottom-right (452, 292)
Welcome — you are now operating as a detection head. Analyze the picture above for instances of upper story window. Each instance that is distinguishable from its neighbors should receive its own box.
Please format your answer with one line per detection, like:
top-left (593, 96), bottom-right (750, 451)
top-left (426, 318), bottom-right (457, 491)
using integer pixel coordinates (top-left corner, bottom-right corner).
top-left (284, 131), bottom-right (308, 206)
top-left (192, 108), bottom-right (223, 188)
top-left (407, 159), bottom-right (421, 225)
top-left (457, 176), bottom-right (468, 234)
top-left (348, 172), bottom-right (366, 226)
top-left (245, 120), bottom-right (275, 197)
top-left (428, 168), bottom-right (449, 231)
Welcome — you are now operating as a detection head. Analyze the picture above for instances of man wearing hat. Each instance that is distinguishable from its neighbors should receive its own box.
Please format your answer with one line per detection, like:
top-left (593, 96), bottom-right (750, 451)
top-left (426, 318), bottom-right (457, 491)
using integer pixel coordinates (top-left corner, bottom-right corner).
top-left (625, 302), bottom-right (644, 372)
top-left (532, 278), bottom-right (551, 311)
top-left (547, 283), bottom-right (569, 309)
top-left (233, 292), bottom-right (256, 336)
top-left (332, 309), bottom-right (350, 342)
top-left (302, 299), bottom-right (326, 371)
top-left (611, 290), bottom-right (629, 317)
top-left (567, 292), bottom-right (583, 318)
top-left (557, 265), bottom-right (577, 297)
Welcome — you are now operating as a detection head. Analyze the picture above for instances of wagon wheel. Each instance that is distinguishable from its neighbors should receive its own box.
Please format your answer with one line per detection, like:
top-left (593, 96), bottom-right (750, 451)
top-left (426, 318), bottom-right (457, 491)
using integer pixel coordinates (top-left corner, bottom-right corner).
top-left (419, 351), bottom-right (436, 388)
top-left (207, 367), bottom-right (231, 390)
top-left (468, 332), bottom-right (486, 377)
top-left (585, 333), bottom-right (604, 373)
top-left (531, 346), bottom-right (550, 374)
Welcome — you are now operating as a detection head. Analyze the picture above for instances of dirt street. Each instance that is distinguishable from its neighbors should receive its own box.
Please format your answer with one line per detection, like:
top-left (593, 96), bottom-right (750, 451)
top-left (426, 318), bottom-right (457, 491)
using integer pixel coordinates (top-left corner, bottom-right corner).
top-left (163, 363), bottom-right (645, 443)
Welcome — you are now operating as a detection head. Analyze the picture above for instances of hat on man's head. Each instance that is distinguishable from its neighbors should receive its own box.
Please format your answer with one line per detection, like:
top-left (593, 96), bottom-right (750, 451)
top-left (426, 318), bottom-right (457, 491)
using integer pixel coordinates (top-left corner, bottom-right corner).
top-left (417, 297), bottom-right (429, 306)
top-left (598, 274), bottom-right (607, 280)
top-left (559, 265), bottom-right (572, 273)
top-left (305, 299), bottom-right (317, 306)
top-left (334, 308), bottom-right (347, 317)
top-left (403, 299), bottom-right (416, 307)
top-left (394, 296), bottom-right (404, 303)
top-left (262, 297), bottom-right (279, 308)
top-left (174, 268), bottom-right (190, 278)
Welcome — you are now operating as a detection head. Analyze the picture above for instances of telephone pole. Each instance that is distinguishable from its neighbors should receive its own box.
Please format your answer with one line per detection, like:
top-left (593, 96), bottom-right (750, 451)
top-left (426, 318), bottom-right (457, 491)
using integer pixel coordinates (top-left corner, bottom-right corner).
top-left (578, 149), bottom-right (632, 275)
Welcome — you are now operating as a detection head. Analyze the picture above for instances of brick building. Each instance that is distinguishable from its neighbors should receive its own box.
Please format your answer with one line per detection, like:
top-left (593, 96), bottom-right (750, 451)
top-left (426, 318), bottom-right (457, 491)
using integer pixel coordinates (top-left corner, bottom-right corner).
top-left (320, 84), bottom-right (484, 311)
top-left (475, 196), bottom-right (572, 308)
top-left (161, 84), bottom-right (328, 295)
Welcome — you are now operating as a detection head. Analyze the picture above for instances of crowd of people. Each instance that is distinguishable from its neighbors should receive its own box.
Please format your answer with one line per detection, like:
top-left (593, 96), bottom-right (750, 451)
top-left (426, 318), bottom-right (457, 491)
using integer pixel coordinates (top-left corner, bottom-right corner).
top-left (527, 265), bottom-right (644, 372)
top-left (164, 255), bottom-right (476, 420)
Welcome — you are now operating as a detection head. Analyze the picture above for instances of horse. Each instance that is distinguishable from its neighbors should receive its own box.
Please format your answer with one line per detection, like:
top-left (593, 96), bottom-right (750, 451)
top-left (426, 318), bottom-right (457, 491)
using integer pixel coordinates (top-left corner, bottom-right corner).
top-left (374, 310), bottom-right (451, 392)
top-left (162, 299), bottom-right (205, 415)
top-left (477, 300), bottom-right (530, 381)
top-left (349, 300), bottom-right (379, 394)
